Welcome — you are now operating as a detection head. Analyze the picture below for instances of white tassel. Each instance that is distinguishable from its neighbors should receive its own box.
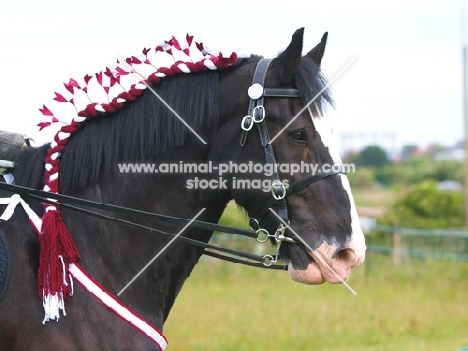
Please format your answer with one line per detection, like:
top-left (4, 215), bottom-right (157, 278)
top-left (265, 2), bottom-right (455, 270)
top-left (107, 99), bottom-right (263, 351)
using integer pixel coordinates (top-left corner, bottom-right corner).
top-left (42, 292), bottom-right (66, 324)
top-left (41, 256), bottom-right (71, 324)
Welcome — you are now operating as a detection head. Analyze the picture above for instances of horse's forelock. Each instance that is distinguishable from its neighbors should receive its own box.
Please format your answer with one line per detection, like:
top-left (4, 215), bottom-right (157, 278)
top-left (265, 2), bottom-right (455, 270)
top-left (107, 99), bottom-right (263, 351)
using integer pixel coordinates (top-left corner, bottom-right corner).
top-left (294, 57), bottom-right (334, 117)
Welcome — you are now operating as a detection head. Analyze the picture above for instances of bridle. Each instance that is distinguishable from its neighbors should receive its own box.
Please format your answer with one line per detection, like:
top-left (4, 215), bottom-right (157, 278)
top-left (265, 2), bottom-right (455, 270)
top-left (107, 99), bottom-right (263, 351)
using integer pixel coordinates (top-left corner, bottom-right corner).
top-left (232, 58), bottom-right (345, 265)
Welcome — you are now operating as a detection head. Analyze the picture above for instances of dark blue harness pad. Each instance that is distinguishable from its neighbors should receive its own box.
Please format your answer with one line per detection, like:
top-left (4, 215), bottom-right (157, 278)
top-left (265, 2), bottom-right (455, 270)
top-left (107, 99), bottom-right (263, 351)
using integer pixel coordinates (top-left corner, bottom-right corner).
top-left (0, 229), bottom-right (10, 300)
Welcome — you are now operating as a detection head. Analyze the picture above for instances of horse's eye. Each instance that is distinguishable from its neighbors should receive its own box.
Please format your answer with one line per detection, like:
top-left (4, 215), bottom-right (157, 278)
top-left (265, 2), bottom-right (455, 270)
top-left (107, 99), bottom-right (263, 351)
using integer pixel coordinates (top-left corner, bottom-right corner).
top-left (290, 130), bottom-right (307, 143)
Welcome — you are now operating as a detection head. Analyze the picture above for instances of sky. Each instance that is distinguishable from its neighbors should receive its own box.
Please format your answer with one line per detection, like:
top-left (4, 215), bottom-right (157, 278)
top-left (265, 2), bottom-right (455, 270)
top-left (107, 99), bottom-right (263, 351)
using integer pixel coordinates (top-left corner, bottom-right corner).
top-left (0, 0), bottom-right (466, 154)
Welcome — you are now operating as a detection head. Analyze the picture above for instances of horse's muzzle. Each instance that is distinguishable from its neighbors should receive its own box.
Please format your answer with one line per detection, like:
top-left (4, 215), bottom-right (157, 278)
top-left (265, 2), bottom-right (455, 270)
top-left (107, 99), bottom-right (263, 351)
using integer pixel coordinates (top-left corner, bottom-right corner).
top-left (288, 240), bottom-right (366, 285)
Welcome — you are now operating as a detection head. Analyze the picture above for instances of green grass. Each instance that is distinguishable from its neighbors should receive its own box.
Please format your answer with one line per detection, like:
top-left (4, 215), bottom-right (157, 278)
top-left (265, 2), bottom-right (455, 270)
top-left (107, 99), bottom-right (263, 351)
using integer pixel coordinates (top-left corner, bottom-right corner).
top-left (164, 253), bottom-right (468, 351)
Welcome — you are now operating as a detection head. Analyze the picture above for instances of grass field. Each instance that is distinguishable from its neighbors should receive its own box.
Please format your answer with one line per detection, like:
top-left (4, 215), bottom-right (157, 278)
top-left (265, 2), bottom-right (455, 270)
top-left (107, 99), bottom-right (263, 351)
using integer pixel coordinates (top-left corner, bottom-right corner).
top-left (165, 253), bottom-right (468, 351)
top-left (164, 254), bottom-right (468, 351)
top-left (164, 189), bottom-right (468, 350)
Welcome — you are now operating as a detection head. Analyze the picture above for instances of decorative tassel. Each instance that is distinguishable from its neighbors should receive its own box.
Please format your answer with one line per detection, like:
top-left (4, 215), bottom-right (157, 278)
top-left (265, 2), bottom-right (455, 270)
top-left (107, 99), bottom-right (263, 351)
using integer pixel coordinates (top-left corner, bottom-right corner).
top-left (38, 207), bottom-right (80, 323)
top-left (34, 33), bottom-right (237, 326)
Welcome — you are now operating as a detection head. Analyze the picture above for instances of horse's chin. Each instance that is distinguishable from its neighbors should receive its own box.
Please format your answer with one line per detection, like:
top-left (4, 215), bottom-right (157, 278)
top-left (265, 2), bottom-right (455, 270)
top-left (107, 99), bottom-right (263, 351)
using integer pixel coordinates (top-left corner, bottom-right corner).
top-left (287, 247), bottom-right (326, 285)
top-left (288, 262), bottom-right (326, 285)
top-left (283, 244), bottom-right (323, 285)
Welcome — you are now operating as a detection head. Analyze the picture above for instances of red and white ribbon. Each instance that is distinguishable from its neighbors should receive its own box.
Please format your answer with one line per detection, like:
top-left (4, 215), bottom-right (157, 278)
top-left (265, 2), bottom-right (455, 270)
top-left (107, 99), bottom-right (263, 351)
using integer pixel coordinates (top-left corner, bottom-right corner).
top-left (0, 194), bottom-right (167, 350)
top-left (68, 264), bottom-right (167, 349)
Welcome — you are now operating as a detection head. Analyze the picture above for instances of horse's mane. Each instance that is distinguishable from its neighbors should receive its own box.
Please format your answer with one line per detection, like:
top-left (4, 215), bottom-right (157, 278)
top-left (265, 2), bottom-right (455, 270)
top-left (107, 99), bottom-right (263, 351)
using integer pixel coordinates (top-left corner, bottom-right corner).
top-left (12, 53), bottom-right (332, 193)
top-left (12, 58), bottom-right (256, 192)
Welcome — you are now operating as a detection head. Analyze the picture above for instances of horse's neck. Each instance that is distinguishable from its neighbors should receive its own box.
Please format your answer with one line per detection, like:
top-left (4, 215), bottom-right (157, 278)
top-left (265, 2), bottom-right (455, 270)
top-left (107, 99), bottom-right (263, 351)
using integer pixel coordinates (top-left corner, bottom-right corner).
top-left (66, 163), bottom-right (229, 328)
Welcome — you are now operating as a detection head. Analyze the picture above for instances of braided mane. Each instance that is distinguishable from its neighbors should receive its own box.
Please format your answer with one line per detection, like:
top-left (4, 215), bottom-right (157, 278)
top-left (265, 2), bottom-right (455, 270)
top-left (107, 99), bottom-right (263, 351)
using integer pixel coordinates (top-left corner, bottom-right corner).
top-left (58, 71), bottom-right (222, 192)
top-left (7, 35), bottom-right (240, 323)
top-left (35, 34), bottom-right (238, 194)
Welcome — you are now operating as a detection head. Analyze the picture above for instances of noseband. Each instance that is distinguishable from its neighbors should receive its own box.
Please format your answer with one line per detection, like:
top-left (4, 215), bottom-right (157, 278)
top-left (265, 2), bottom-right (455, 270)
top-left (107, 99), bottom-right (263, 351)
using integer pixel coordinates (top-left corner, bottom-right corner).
top-left (234, 58), bottom-right (345, 264)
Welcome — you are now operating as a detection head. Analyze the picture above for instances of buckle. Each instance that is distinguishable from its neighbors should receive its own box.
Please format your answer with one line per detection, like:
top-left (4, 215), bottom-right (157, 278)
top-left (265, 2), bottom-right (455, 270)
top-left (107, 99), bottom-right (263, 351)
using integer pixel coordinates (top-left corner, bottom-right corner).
top-left (241, 115), bottom-right (254, 131)
top-left (271, 180), bottom-right (286, 200)
top-left (249, 217), bottom-right (260, 230)
top-left (253, 106), bottom-right (265, 123)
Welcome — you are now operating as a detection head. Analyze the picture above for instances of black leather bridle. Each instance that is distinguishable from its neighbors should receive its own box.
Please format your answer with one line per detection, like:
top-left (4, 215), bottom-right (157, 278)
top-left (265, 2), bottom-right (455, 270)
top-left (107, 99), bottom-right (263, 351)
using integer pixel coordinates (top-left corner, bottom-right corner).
top-left (233, 58), bottom-right (345, 264)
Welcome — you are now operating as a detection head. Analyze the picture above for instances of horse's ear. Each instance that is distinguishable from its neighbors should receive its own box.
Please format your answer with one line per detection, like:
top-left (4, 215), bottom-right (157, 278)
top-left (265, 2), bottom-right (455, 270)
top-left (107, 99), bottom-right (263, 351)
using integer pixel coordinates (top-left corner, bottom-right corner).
top-left (305, 32), bottom-right (328, 67)
top-left (274, 27), bottom-right (304, 84)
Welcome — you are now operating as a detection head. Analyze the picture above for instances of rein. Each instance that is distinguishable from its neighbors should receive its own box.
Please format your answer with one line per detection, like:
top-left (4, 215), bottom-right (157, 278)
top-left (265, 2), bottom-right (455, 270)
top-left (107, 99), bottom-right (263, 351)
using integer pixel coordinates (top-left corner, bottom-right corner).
top-left (0, 181), bottom-right (286, 270)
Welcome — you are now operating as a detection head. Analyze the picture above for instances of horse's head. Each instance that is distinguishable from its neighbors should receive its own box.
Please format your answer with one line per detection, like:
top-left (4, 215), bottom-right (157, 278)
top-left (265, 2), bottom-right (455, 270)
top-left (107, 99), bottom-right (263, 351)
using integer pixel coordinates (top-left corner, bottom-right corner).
top-left (215, 28), bottom-right (365, 285)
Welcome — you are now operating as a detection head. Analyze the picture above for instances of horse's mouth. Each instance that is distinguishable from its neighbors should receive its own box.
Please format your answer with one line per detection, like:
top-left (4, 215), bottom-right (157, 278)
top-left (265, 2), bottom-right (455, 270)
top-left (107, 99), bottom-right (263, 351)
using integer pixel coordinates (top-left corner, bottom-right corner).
top-left (282, 243), bottom-right (314, 269)
top-left (282, 241), bottom-right (363, 285)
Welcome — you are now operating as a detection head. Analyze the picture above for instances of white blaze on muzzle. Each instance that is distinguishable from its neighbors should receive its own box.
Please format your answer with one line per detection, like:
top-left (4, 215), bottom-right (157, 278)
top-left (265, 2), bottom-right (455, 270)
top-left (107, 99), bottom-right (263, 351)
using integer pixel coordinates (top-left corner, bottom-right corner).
top-left (287, 107), bottom-right (366, 285)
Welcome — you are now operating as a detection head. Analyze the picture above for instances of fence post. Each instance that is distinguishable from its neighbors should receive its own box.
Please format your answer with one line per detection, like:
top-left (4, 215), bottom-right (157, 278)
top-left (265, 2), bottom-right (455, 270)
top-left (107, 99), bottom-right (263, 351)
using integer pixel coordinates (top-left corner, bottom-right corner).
top-left (393, 230), bottom-right (403, 265)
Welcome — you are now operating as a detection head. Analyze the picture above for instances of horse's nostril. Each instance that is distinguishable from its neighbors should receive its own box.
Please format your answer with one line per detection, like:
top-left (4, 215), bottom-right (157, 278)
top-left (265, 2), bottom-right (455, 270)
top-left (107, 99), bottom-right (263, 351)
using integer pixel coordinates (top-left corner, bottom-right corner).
top-left (334, 248), bottom-right (357, 265)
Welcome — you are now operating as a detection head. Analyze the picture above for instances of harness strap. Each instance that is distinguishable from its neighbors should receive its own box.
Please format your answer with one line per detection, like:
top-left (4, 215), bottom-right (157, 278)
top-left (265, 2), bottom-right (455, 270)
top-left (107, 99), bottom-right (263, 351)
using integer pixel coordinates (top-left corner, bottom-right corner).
top-left (256, 116), bottom-right (289, 222)
top-left (263, 88), bottom-right (300, 97)
top-left (0, 182), bottom-right (288, 270)
top-left (252, 60), bottom-right (291, 222)
top-left (248, 58), bottom-right (271, 113)
top-left (0, 182), bottom-right (257, 239)
top-left (234, 58), bottom-right (297, 227)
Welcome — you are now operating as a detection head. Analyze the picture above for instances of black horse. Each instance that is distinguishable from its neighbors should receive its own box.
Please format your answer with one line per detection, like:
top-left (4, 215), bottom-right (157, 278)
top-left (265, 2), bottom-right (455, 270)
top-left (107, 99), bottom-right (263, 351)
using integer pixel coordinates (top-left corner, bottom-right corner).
top-left (0, 28), bottom-right (365, 350)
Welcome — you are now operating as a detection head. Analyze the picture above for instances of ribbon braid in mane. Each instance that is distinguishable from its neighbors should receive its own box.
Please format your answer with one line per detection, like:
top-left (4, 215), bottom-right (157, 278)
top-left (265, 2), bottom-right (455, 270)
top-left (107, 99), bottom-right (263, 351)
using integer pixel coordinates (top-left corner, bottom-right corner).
top-left (37, 34), bottom-right (238, 323)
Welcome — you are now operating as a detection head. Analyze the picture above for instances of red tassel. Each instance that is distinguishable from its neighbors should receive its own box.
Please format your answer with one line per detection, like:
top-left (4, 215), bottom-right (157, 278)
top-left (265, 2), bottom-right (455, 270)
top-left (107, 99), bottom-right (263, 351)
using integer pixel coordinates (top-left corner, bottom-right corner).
top-left (38, 209), bottom-right (80, 299)
top-left (213, 52), bottom-right (238, 69)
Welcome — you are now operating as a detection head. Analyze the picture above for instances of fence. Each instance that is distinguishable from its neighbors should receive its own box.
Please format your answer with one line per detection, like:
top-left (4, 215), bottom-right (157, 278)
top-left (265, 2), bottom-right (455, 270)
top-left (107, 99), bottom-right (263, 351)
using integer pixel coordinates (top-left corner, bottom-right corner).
top-left (368, 224), bottom-right (468, 263)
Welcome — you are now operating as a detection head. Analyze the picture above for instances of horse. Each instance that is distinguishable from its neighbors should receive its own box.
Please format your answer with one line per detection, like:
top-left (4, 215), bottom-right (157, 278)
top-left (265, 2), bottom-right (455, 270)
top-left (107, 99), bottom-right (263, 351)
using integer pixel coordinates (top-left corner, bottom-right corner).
top-left (0, 28), bottom-right (365, 350)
